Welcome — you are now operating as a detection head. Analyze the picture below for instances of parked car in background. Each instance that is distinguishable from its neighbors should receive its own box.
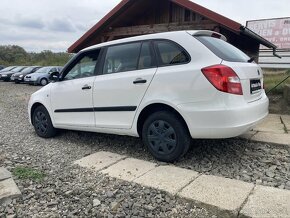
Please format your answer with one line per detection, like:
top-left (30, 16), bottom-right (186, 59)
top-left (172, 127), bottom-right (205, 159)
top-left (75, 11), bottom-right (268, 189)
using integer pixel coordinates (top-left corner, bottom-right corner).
top-left (11, 66), bottom-right (42, 83)
top-left (0, 66), bottom-right (16, 73)
top-left (28, 30), bottom-right (269, 162)
top-left (0, 66), bottom-right (26, 81)
top-left (24, 66), bottom-right (62, 86)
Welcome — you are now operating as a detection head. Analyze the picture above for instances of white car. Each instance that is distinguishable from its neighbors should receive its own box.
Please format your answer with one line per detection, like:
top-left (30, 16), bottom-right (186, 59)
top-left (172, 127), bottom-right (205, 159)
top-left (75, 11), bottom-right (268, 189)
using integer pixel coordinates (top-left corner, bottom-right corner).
top-left (28, 30), bottom-right (269, 162)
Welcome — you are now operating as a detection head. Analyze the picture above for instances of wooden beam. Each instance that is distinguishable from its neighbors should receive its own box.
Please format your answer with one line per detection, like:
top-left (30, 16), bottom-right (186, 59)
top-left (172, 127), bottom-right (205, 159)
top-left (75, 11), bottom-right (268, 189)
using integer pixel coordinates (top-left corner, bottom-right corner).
top-left (103, 21), bottom-right (217, 38)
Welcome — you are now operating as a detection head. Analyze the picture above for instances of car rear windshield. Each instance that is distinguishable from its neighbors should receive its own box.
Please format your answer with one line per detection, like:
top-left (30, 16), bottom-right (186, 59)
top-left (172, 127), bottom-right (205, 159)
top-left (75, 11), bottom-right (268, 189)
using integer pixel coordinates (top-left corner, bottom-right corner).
top-left (196, 36), bottom-right (250, 63)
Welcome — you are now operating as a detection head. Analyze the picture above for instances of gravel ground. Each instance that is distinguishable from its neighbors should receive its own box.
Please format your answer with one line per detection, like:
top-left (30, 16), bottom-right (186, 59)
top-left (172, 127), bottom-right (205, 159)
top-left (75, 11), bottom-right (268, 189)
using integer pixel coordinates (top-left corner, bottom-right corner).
top-left (1, 82), bottom-right (290, 217)
top-left (0, 83), bottom-right (214, 217)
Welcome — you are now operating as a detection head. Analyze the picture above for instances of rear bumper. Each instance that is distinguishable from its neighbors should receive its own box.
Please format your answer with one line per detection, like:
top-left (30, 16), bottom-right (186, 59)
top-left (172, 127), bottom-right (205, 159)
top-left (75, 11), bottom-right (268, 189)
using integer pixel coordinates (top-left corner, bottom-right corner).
top-left (178, 93), bottom-right (269, 139)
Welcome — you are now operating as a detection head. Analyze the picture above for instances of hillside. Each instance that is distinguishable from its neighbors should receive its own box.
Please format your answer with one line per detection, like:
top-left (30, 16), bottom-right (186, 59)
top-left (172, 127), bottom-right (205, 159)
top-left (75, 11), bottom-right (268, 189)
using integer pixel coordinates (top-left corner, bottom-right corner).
top-left (0, 45), bottom-right (73, 67)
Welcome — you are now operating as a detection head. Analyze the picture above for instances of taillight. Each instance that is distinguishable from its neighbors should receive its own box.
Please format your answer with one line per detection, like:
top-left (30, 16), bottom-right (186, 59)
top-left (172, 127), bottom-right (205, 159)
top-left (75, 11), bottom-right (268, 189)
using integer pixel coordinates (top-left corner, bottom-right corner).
top-left (201, 65), bottom-right (243, 95)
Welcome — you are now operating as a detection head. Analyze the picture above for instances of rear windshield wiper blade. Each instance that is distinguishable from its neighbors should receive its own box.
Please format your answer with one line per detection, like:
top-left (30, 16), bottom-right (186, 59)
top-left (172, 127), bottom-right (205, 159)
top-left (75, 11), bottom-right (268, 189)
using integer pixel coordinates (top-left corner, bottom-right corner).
top-left (248, 57), bottom-right (255, 63)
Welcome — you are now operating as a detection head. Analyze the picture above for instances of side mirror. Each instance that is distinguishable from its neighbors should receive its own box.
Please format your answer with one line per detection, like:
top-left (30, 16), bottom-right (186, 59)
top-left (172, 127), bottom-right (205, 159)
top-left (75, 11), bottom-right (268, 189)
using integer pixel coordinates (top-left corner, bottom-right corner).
top-left (49, 71), bottom-right (60, 82)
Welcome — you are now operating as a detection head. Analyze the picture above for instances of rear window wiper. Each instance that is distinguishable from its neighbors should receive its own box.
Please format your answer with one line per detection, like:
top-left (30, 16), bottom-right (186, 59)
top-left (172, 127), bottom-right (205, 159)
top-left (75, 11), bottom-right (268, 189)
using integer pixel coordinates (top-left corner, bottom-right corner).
top-left (248, 57), bottom-right (255, 63)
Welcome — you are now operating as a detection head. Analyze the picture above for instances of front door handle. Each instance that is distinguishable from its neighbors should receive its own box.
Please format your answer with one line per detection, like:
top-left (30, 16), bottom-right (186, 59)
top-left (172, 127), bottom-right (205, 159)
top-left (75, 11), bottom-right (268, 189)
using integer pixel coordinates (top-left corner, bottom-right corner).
top-left (133, 78), bottom-right (147, 84)
top-left (82, 85), bottom-right (91, 90)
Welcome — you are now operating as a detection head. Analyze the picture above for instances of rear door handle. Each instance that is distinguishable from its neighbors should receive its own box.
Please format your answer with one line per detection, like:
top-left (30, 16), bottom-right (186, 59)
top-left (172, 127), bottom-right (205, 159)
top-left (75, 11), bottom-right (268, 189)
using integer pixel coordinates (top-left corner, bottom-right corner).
top-left (82, 85), bottom-right (91, 90)
top-left (133, 78), bottom-right (147, 84)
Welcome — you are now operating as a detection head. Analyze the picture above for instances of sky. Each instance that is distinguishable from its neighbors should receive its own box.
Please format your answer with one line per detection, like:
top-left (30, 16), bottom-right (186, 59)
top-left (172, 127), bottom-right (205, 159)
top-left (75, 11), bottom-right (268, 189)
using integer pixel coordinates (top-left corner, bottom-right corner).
top-left (0, 0), bottom-right (289, 52)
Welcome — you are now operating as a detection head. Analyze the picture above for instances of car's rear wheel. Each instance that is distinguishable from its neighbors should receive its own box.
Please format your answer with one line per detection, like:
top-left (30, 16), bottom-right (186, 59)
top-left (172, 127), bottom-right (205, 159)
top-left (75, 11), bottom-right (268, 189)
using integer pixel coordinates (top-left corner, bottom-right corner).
top-left (32, 105), bottom-right (57, 138)
top-left (40, 78), bottom-right (48, 86)
top-left (142, 111), bottom-right (190, 162)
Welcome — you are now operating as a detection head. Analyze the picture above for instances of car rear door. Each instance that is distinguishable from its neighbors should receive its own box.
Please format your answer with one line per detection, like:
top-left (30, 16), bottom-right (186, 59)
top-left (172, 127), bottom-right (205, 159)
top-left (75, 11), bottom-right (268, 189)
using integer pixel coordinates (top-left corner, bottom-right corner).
top-left (50, 49), bottom-right (100, 127)
top-left (93, 41), bottom-right (157, 129)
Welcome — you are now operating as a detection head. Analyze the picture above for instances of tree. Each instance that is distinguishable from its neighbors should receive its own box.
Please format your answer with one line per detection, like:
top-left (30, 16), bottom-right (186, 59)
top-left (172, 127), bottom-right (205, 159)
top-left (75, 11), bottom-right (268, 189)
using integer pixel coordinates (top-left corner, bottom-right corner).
top-left (0, 45), bottom-right (72, 66)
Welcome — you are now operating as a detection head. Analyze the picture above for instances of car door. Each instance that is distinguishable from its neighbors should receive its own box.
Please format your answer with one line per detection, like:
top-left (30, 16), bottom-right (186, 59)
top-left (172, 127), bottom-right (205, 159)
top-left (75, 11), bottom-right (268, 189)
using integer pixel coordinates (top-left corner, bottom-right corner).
top-left (50, 49), bottom-right (101, 127)
top-left (93, 41), bottom-right (157, 129)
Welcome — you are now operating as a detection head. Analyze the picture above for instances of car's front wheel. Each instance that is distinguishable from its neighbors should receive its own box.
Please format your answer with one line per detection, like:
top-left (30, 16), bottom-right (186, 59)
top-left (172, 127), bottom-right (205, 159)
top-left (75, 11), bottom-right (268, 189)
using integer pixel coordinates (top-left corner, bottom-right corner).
top-left (40, 78), bottom-right (48, 86)
top-left (32, 105), bottom-right (57, 138)
top-left (142, 111), bottom-right (191, 162)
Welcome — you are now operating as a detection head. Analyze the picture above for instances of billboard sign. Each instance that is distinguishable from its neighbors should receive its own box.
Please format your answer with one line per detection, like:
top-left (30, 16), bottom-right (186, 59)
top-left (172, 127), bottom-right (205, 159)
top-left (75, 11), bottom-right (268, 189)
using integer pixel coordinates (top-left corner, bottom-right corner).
top-left (247, 17), bottom-right (290, 49)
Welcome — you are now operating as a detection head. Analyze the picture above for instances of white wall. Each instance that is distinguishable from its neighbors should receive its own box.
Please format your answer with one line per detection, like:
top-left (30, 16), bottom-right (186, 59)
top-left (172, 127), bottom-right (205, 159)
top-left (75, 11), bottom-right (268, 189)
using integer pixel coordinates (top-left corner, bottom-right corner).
top-left (259, 50), bottom-right (290, 69)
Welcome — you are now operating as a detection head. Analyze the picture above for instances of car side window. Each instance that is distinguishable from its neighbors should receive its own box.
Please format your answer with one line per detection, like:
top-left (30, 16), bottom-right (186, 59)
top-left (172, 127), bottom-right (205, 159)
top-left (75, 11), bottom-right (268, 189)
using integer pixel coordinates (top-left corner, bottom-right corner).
top-left (49, 68), bottom-right (56, 74)
top-left (32, 68), bottom-right (39, 73)
top-left (103, 42), bottom-right (141, 74)
top-left (64, 50), bottom-right (100, 80)
top-left (154, 40), bottom-right (190, 66)
top-left (138, 42), bottom-right (155, 70)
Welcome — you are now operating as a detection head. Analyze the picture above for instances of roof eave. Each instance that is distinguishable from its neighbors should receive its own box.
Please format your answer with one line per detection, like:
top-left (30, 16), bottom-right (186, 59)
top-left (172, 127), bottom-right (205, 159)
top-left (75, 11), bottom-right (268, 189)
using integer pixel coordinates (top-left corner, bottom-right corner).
top-left (240, 26), bottom-right (281, 59)
top-left (171, 0), bottom-right (242, 32)
top-left (68, 0), bottom-right (131, 53)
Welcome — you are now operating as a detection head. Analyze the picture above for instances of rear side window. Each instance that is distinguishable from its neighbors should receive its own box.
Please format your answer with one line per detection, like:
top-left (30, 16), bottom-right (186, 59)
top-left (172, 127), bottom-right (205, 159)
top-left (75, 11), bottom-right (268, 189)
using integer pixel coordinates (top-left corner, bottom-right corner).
top-left (196, 36), bottom-right (250, 62)
top-left (103, 42), bottom-right (141, 74)
top-left (154, 40), bottom-right (190, 66)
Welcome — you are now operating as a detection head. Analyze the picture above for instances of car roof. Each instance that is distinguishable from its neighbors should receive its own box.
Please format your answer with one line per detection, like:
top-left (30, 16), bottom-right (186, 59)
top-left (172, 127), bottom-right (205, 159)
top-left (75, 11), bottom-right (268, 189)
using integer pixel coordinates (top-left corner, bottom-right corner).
top-left (82, 30), bottom-right (227, 52)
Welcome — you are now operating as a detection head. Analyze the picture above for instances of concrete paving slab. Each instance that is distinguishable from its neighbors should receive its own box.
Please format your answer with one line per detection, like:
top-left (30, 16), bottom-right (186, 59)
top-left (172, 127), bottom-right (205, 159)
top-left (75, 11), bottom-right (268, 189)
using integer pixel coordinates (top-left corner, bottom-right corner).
top-left (0, 178), bottom-right (21, 204)
top-left (178, 175), bottom-right (254, 218)
top-left (74, 151), bottom-right (125, 171)
top-left (134, 165), bottom-right (199, 195)
top-left (251, 132), bottom-right (290, 146)
top-left (101, 158), bottom-right (157, 182)
top-left (240, 185), bottom-right (290, 218)
top-left (0, 167), bottom-right (11, 181)
top-left (281, 115), bottom-right (290, 131)
top-left (253, 114), bottom-right (285, 134)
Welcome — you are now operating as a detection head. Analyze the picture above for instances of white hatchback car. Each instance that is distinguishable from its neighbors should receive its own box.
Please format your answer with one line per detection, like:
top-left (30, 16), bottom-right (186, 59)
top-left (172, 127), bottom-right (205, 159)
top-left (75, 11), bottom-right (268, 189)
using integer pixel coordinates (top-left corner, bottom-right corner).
top-left (28, 30), bottom-right (269, 162)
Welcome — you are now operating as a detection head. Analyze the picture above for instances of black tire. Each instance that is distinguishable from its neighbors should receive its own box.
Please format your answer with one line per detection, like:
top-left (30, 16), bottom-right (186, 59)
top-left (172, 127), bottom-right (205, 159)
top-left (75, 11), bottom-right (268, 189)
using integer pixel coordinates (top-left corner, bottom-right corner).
top-left (32, 105), bottom-right (57, 138)
top-left (142, 111), bottom-right (191, 162)
top-left (40, 78), bottom-right (48, 86)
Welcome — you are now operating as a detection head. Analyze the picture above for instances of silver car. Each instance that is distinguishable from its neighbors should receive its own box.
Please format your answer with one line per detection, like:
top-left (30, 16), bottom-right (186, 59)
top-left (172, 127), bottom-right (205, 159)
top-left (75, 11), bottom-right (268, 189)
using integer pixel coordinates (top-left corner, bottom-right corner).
top-left (24, 66), bottom-right (62, 86)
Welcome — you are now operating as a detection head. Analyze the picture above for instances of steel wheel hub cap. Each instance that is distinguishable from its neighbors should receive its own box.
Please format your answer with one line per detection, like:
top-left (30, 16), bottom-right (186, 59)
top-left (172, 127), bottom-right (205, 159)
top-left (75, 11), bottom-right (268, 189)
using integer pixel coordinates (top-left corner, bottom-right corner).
top-left (35, 111), bottom-right (48, 134)
top-left (147, 120), bottom-right (177, 155)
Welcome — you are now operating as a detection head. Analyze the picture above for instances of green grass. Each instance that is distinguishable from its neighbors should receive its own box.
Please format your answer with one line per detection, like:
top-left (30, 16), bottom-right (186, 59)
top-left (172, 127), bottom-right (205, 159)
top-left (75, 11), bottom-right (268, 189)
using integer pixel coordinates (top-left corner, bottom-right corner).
top-left (264, 71), bottom-right (290, 95)
top-left (13, 167), bottom-right (46, 181)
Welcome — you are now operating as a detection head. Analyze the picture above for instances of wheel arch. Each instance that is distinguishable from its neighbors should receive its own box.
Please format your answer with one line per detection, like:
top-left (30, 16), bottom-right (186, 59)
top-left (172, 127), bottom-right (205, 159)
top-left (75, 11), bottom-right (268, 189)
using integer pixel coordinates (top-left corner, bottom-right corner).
top-left (136, 103), bottom-right (190, 138)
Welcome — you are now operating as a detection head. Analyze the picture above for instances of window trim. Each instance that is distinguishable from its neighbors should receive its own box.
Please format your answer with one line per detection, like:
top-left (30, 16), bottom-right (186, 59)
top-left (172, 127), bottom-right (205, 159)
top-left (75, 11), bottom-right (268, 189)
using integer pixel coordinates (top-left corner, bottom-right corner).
top-left (153, 39), bottom-right (191, 67)
top-left (60, 38), bottom-right (190, 80)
